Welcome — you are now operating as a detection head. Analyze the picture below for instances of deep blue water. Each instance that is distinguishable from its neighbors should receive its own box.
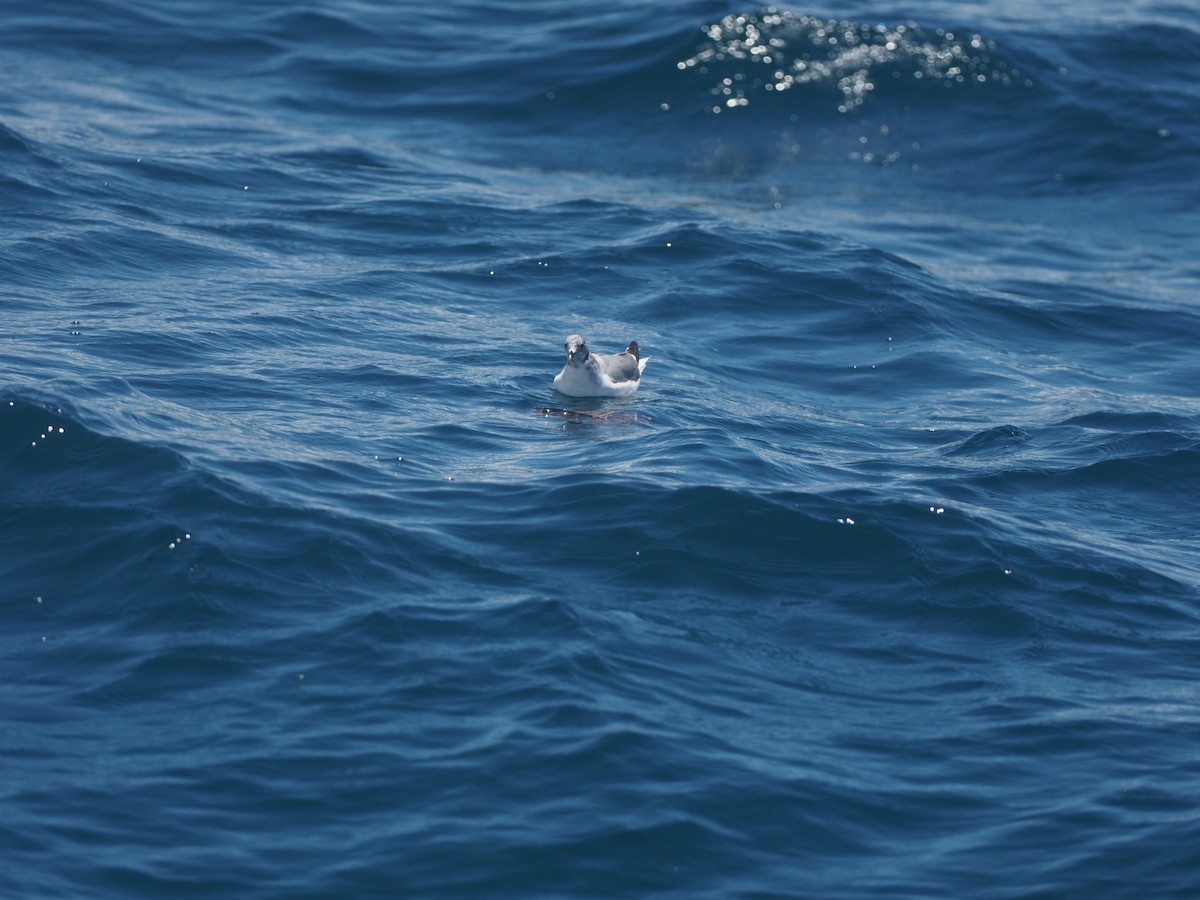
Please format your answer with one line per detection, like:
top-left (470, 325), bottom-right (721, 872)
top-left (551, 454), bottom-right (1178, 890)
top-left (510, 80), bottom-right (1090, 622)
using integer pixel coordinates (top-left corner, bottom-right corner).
top-left (3, 0), bottom-right (1199, 895)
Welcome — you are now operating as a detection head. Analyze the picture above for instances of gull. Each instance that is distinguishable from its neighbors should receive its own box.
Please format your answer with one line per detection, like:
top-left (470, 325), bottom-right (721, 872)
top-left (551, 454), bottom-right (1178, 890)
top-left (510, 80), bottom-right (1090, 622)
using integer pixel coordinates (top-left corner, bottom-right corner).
top-left (552, 334), bottom-right (648, 398)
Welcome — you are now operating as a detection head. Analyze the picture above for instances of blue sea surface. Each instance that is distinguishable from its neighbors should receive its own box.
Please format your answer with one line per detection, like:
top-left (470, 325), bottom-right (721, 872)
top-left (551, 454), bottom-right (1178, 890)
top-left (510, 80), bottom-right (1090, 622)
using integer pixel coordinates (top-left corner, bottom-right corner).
top-left (3, 1), bottom-right (1199, 896)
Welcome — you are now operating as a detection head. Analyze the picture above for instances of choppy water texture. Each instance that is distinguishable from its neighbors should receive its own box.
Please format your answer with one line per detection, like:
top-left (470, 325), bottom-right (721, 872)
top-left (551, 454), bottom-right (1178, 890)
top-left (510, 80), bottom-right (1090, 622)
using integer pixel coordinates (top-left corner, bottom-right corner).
top-left (3, 1), bottom-right (1199, 896)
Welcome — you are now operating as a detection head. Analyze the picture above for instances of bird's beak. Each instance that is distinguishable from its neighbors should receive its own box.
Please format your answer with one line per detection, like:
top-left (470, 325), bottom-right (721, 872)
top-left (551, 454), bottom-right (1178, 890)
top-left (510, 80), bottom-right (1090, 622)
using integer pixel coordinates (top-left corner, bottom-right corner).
top-left (568, 351), bottom-right (574, 362)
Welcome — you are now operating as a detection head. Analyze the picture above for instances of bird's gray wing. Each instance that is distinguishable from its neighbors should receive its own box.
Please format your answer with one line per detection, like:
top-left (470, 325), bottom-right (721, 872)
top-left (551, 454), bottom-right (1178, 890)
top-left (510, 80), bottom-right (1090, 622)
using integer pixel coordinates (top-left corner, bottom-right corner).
top-left (598, 350), bottom-right (641, 383)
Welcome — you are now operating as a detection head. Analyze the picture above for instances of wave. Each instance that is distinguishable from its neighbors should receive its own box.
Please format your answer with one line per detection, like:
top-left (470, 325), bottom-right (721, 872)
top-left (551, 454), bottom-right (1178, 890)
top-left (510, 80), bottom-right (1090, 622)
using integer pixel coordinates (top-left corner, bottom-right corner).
top-left (680, 11), bottom-right (1025, 114)
top-left (5, 378), bottom-right (1199, 896)
top-left (7, 0), bottom-right (1195, 202)
top-left (665, 9), bottom-right (1197, 194)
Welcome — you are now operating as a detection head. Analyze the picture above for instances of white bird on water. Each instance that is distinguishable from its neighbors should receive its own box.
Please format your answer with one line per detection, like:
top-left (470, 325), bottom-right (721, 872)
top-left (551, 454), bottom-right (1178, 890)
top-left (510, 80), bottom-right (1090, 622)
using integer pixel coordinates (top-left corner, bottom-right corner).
top-left (552, 334), bottom-right (648, 398)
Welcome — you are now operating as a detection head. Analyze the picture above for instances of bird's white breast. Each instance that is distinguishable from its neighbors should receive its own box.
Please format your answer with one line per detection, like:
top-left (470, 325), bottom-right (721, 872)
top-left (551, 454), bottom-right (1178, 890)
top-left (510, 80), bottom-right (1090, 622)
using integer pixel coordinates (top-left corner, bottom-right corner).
top-left (553, 363), bottom-right (604, 397)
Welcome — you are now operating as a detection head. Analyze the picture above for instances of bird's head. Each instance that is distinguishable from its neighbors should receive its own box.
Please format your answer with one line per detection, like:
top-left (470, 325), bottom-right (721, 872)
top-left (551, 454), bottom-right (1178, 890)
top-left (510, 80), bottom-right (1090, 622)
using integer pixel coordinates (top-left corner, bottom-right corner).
top-left (564, 334), bottom-right (589, 365)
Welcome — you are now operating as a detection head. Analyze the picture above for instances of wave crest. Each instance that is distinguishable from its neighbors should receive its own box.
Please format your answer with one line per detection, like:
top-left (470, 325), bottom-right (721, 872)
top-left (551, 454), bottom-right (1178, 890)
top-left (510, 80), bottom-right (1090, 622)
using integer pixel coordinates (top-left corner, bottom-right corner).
top-left (680, 8), bottom-right (1022, 113)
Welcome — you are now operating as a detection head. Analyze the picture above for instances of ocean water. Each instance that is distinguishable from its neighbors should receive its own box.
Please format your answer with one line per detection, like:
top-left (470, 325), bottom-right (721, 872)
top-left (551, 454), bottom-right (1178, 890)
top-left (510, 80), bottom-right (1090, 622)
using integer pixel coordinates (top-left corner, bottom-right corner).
top-left (3, 0), bottom-right (1199, 895)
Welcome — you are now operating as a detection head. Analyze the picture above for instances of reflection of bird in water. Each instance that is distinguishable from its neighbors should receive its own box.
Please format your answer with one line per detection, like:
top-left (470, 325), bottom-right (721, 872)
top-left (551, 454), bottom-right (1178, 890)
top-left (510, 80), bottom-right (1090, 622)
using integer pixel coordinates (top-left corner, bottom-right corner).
top-left (552, 334), bottom-right (648, 398)
top-left (535, 407), bottom-right (652, 425)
